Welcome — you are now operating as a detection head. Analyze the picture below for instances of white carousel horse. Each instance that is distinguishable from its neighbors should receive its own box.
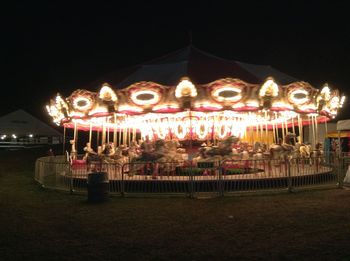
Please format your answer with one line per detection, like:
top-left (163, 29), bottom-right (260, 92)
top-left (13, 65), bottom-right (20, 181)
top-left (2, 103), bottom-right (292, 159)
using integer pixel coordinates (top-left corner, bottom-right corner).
top-left (128, 141), bottom-right (140, 161)
top-left (269, 133), bottom-right (296, 161)
top-left (295, 142), bottom-right (312, 165)
top-left (83, 142), bottom-right (97, 160)
top-left (252, 149), bottom-right (264, 160)
top-left (69, 140), bottom-right (77, 160)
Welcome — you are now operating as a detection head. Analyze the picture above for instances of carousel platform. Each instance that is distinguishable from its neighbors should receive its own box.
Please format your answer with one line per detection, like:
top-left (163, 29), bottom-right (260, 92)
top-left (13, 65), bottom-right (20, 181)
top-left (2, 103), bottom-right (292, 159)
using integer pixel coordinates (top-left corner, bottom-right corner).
top-left (50, 161), bottom-right (335, 193)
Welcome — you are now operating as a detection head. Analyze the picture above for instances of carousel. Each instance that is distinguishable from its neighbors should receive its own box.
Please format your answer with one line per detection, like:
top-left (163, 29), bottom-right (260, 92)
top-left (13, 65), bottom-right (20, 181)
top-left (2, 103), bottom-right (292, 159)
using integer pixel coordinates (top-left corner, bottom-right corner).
top-left (44, 76), bottom-right (345, 192)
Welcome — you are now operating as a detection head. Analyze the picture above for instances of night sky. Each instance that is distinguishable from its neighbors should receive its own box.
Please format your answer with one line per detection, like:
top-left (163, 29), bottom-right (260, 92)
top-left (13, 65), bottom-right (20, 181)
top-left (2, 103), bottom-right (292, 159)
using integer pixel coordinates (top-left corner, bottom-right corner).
top-left (3, 1), bottom-right (350, 123)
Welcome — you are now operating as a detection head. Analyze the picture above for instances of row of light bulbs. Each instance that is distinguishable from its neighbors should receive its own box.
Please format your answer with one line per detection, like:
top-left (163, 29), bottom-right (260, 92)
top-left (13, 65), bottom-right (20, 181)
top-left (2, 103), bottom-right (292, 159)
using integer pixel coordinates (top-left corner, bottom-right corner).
top-left (0, 134), bottom-right (34, 140)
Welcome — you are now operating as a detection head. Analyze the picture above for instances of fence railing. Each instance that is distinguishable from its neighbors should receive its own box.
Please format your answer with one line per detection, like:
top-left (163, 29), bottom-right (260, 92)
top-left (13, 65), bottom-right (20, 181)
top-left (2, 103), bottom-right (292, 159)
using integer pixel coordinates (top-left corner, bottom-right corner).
top-left (34, 153), bottom-right (346, 197)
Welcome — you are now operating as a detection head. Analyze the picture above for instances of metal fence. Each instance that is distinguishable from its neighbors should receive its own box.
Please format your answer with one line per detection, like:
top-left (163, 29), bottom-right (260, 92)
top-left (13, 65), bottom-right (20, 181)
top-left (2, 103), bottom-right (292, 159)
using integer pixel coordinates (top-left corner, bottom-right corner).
top-left (34, 153), bottom-right (347, 197)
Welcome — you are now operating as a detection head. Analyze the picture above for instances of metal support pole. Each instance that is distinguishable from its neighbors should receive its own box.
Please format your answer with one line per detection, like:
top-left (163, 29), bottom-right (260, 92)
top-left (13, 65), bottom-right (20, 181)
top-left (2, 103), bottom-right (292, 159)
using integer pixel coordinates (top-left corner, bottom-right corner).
top-left (62, 125), bottom-right (66, 156)
top-left (69, 162), bottom-right (73, 194)
top-left (189, 162), bottom-right (194, 199)
top-left (219, 162), bottom-right (224, 197)
top-left (121, 164), bottom-right (125, 197)
top-left (337, 130), bottom-right (343, 188)
top-left (287, 159), bottom-right (292, 192)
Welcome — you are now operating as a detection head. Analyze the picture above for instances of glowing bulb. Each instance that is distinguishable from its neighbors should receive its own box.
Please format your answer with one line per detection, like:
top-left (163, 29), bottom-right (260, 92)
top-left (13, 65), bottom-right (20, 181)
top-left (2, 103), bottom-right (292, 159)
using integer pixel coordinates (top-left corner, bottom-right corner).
top-left (217, 121), bottom-right (229, 139)
top-left (259, 78), bottom-right (279, 97)
top-left (12, 134), bottom-right (17, 139)
top-left (99, 83), bottom-right (117, 102)
top-left (175, 78), bottom-right (197, 98)
top-left (340, 95), bottom-right (346, 107)
top-left (196, 119), bottom-right (209, 139)
top-left (173, 119), bottom-right (188, 139)
top-left (320, 84), bottom-right (331, 101)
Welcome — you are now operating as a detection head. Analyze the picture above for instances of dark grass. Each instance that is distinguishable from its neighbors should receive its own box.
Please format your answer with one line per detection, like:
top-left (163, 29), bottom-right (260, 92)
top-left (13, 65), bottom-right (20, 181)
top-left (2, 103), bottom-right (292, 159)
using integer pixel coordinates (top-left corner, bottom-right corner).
top-left (1, 149), bottom-right (350, 260)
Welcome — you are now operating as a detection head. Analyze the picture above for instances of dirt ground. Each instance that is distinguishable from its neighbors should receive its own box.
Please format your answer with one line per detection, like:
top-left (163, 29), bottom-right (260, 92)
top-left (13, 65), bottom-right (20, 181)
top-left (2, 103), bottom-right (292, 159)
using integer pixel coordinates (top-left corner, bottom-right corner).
top-left (1, 149), bottom-right (350, 260)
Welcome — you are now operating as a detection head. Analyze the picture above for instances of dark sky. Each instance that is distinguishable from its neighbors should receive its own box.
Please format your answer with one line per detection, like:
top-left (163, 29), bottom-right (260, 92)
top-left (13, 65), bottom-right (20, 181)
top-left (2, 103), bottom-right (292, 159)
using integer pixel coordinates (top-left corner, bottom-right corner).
top-left (3, 1), bottom-right (350, 122)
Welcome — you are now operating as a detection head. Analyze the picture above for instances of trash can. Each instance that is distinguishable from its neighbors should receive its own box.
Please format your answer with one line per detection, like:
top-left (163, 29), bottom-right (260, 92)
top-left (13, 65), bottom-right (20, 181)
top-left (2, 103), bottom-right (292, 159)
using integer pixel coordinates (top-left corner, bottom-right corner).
top-left (87, 172), bottom-right (109, 202)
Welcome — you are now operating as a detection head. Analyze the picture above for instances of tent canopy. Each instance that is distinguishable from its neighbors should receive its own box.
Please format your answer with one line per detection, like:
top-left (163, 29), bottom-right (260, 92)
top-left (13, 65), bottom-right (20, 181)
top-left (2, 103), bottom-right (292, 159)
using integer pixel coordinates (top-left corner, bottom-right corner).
top-left (0, 109), bottom-right (62, 137)
top-left (337, 120), bottom-right (350, 131)
top-left (87, 45), bottom-right (299, 89)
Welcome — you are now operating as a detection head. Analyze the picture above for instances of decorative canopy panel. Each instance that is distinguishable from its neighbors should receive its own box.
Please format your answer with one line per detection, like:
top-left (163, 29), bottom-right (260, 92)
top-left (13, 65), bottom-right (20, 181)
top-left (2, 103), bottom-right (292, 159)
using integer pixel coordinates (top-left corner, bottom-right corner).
top-left (46, 77), bottom-right (345, 141)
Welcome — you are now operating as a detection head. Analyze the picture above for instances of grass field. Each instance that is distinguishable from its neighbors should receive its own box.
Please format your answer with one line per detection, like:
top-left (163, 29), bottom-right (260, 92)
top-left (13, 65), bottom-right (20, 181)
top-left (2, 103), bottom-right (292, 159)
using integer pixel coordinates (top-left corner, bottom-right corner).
top-left (1, 148), bottom-right (350, 260)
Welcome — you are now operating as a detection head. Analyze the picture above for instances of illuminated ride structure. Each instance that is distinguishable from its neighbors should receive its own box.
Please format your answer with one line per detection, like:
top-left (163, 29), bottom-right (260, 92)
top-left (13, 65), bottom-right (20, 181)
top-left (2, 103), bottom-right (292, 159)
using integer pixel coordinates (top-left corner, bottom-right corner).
top-left (46, 78), bottom-right (344, 148)
top-left (40, 47), bottom-right (346, 194)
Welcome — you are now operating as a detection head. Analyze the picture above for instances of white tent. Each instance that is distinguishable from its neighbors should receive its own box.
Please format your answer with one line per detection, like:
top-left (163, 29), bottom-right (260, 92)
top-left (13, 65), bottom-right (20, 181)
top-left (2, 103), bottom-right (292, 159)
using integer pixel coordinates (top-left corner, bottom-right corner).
top-left (333, 119), bottom-right (350, 185)
top-left (337, 120), bottom-right (350, 131)
top-left (0, 109), bottom-right (62, 142)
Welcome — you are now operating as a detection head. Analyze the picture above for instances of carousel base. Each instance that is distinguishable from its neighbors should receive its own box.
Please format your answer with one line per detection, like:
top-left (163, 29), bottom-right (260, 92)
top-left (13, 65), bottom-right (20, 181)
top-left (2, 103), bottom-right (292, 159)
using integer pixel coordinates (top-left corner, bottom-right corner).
top-left (58, 165), bottom-right (335, 193)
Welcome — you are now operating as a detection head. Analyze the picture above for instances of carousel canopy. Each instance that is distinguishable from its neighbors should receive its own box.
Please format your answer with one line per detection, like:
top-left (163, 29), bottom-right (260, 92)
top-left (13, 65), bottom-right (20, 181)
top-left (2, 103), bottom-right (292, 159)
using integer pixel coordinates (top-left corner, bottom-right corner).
top-left (88, 45), bottom-right (298, 89)
top-left (46, 47), bottom-right (345, 142)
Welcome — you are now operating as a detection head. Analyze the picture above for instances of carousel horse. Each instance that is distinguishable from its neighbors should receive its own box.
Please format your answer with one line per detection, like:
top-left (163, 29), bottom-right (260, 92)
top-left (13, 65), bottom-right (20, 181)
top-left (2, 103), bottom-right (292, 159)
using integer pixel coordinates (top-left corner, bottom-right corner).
top-left (102, 143), bottom-right (116, 157)
top-left (97, 146), bottom-right (103, 155)
top-left (155, 140), bottom-right (185, 174)
top-left (83, 142), bottom-right (99, 162)
top-left (132, 139), bottom-right (171, 178)
top-left (140, 136), bottom-right (154, 154)
top-left (134, 139), bottom-right (166, 162)
top-left (299, 143), bottom-right (311, 158)
top-left (204, 136), bottom-right (240, 158)
top-left (313, 142), bottom-right (324, 156)
top-left (114, 147), bottom-right (129, 165)
top-left (311, 142), bottom-right (324, 165)
top-left (69, 140), bottom-right (78, 160)
top-left (193, 144), bottom-right (214, 164)
top-left (252, 148), bottom-right (264, 160)
top-left (253, 141), bottom-right (263, 153)
top-left (163, 140), bottom-right (184, 162)
top-left (193, 136), bottom-right (240, 165)
top-left (232, 147), bottom-right (239, 155)
top-left (128, 141), bottom-right (140, 161)
top-left (97, 143), bottom-right (116, 164)
top-left (269, 133), bottom-right (296, 161)
top-left (242, 149), bottom-right (250, 160)
top-left (250, 142), bottom-right (271, 168)
top-left (293, 142), bottom-right (312, 165)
